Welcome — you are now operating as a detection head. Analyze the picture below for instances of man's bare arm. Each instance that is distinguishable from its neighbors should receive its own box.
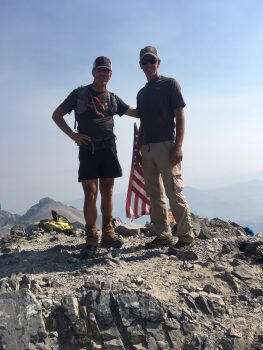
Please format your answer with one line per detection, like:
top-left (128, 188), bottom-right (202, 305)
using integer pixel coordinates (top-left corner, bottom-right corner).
top-left (52, 107), bottom-right (90, 145)
top-left (124, 107), bottom-right (137, 117)
top-left (169, 107), bottom-right (185, 165)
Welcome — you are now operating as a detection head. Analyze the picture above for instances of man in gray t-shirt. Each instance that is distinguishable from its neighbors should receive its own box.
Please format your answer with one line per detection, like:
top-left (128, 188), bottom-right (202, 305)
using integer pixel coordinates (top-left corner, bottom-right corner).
top-left (52, 56), bottom-right (136, 253)
top-left (137, 46), bottom-right (195, 251)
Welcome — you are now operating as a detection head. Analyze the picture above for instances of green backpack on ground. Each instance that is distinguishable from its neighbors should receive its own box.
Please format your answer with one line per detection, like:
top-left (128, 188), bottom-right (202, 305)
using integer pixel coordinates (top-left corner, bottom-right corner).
top-left (39, 210), bottom-right (73, 234)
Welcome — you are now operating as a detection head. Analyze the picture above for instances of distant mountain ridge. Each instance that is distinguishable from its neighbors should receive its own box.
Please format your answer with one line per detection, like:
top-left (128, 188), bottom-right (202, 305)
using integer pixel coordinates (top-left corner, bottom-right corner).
top-left (0, 198), bottom-right (85, 229)
top-left (67, 179), bottom-right (263, 232)
top-left (184, 179), bottom-right (263, 231)
top-left (21, 197), bottom-right (85, 224)
top-left (1, 180), bottom-right (262, 233)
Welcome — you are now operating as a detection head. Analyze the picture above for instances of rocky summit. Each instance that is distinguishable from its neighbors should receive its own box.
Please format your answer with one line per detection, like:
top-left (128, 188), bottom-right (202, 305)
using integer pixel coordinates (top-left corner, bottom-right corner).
top-left (0, 213), bottom-right (263, 350)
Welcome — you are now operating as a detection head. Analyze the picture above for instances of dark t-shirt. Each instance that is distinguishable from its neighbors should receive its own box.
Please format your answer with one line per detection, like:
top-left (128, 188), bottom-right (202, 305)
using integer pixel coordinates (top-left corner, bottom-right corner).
top-left (60, 85), bottom-right (129, 139)
top-left (137, 75), bottom-right (186, 144)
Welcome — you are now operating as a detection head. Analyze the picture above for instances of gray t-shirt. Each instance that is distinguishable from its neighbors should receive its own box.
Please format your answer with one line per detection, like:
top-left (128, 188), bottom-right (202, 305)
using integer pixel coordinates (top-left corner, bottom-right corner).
top-left (137, 75), bottom-right (186, 144)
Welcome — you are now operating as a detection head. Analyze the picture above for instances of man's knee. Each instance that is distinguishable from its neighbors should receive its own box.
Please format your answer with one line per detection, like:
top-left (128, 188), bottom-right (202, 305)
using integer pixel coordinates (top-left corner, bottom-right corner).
top-left (100, 179), bottom-right (114, 198)
top-left (101, 187), bottom-right (113, 200)
top-left (82, 181), bottom-right (98, 202)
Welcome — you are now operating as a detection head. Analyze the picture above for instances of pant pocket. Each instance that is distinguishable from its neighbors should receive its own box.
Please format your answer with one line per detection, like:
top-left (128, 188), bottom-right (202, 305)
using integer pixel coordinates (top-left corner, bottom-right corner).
top-left (172, 174), bottom-right (184, 192)
top-left (171, 164), bottom-right (184, 191)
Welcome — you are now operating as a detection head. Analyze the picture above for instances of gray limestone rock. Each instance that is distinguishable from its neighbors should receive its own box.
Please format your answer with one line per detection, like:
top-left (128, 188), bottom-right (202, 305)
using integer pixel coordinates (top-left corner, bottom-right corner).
top-left (1, 211), bottom-right (263, 349)
top-left (232, 265), bottom-right (253, 280)
top-left (0, 289), bottom-right (47, 350)
top-left (218, 338), bottom-right (247, 350)
top-left (10, 224), bottom-right (26, 237)
top-left (195, 295), bottom-right (213, 315)
top-left (115, 223), bottom-right (144, 236)
top-left (175, 250), bottom-right (199, 261)
top-left (238, 237), bottom-right (263, 262)
top-left (216, 271), bottom-right (240, 292)
top-left (202, 284), bottom-right (219, 294)
top-left (250, 288), bottom-right (263, 297)
top-left (61, 295), bottom-right (80, 322)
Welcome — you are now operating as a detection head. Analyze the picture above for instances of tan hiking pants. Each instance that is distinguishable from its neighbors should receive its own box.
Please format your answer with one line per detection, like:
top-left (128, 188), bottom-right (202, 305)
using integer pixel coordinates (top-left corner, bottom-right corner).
top-left (142, 140), bottom-right (194, 242)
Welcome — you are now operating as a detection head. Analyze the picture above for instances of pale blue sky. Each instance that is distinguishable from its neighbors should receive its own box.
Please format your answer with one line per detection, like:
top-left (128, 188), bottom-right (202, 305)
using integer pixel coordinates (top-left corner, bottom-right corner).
top-left (0, 0), bottom-right (262, 213)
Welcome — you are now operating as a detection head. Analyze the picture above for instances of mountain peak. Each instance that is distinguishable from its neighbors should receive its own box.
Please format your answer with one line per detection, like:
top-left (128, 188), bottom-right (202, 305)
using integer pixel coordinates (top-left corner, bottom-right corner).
top-left (20, 197), bottom-right (84, 224)
top-left (38, 197), bottom-right (56, 205)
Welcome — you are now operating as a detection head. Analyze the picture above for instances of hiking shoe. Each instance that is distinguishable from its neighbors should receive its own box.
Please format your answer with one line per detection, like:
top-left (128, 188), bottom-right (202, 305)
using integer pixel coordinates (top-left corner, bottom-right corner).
top-left (101, 215), bottom-right (123, 248)
top-left (100, 236), bottom-right (124, 248)
top-left (145, 236), bottom-right (173, 250)
top-left (170, 239), bottom-right (195, 252)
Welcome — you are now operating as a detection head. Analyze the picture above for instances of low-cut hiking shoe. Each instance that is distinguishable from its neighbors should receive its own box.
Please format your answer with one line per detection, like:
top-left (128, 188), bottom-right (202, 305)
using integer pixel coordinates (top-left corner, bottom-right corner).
top-left (171, 239), bottom-right (195, 252)
top-left (145, 236), bottom-right (173, 250)
top-left (100, 236), bottom-right (124, 248)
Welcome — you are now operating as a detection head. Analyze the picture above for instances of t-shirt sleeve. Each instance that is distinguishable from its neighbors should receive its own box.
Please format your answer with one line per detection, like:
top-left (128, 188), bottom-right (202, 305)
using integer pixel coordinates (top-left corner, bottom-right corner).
top-left (59, 89), bottom-right (78, 114)
top-left (170, 79), bottom-right (186, 110)
top-left (114, 94), bottom-right (130, 116)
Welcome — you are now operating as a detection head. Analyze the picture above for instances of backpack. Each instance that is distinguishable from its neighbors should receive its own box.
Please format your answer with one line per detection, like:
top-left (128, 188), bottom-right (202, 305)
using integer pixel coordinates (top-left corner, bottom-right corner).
top-left (39, 210), bottom-right (73, 234)
top-left (74, 85), bottom-right (118, 130)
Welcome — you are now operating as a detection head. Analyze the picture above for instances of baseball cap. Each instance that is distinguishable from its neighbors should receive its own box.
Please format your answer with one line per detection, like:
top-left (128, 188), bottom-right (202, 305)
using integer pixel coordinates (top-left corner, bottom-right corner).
top-left (140, 46), bottom-right (159, 62)
top-left (93, 56), bottom-right (112, 70)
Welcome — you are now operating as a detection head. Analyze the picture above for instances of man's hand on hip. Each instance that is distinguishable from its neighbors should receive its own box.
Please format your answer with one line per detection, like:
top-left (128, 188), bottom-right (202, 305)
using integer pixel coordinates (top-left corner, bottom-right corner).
top-left (71, 133), bottom-right (91, 146)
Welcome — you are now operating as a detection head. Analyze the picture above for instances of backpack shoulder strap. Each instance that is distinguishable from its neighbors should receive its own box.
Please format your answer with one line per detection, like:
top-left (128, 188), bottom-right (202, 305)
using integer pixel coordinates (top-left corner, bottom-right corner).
top-left (74, 85), bottom-right (91, 130)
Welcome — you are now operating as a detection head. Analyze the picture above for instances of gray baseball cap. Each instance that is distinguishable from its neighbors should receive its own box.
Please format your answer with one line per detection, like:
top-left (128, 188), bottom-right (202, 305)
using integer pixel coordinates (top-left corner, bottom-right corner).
top-left (93, 56), bottom-right (112, 70)
top-left (139, 46), bottom-right (159, 61)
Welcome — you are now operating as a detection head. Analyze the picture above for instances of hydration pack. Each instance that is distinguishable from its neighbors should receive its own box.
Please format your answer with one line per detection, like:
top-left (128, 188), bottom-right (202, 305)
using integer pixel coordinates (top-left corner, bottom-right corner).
top-left (39, 210), bottom-right (73, 234)
top-left (74, 85), bottom-right (118, 130)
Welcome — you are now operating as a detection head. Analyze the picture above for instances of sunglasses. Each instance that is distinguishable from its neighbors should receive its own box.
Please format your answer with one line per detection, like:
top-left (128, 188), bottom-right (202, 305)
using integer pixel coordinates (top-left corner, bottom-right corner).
top-left (141, 56), bottom-right (158, 65)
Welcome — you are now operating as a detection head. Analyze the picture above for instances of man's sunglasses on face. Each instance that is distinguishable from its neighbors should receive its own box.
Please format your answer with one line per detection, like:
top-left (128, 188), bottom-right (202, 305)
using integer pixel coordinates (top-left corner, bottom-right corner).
top-left (141, 56), bottom-right (158, 65)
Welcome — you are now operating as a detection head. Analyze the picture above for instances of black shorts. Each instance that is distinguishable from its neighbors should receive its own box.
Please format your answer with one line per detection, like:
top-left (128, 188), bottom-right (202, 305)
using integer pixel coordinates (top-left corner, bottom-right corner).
top-left (78, 146), bottom-right (122, 182)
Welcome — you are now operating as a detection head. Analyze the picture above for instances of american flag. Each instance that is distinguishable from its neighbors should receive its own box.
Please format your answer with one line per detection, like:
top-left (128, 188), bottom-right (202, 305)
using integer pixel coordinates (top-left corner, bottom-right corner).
top-left (126, 123), bottom-right (151, 219)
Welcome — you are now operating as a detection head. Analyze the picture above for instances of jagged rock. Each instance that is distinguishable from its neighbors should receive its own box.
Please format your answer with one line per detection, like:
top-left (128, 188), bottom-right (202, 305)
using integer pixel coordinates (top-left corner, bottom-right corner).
top-left (239, 236), bottom-right (263, 262)
top-left (0, 289), bottom-right (47, 350)
top-left (46, 285), bottom-right (188, 349)
top-left (218, 337), bottom-right (247, 350)
top-left (0, 224), bottom-right (14, 238)
top-left (175, 250), bottom-right (198, 261)
top-left (202, 284), bottom-right (218, 294)
top-left (232, 265), bottom-right (253, 280)
top-left (8, 273), bottom-right (21, 291)
top-left (250, 288), bottom-right (263, 297)
top-left (0, 213), bottom-right (263, 349)
top-left (198, 226), bottom-right (212, 239)
top-left (215, 271), bottom-right (240, 292)
top-left (0, 278), bottom-right (10, 293)
top-left (183, 335), bottom-right (203, 350)
top-left (0, 210), bottom-right (20, 228)
top-left (25, 223), bottom-right (44, 236)
top-left (221, 242), bottom-right (236, 255)
top-left (61, 295), bottom-right (80, 322)
top-left (10, 224), bottom-right (26, 237)
top-left (195, 295), bottom-right (213, 315)
top-left (115, 223), bottom-right (145, 235)
top-left (184, 295), bottom-right (199, 312)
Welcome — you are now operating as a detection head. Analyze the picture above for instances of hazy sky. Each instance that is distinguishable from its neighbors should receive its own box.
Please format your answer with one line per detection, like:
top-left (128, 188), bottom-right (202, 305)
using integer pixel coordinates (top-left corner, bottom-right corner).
top-left (1, 0), bottom-right (262, 214)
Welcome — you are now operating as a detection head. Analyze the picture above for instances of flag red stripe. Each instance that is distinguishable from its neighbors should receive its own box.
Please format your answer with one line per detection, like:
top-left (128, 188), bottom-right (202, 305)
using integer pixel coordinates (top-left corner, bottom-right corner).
top-left (126, 123), bottom-right (151, 219)
top-left (131, 174), bottom-right (147, 191)
top-left (130, 185), bottom-right (150, 204)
